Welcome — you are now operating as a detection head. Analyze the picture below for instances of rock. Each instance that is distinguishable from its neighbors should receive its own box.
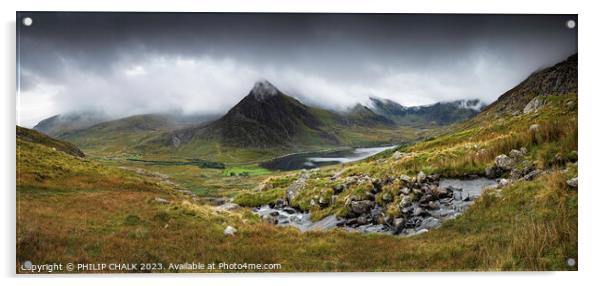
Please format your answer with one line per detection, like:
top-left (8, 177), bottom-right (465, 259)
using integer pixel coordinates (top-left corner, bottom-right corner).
top-left (382, 192), bottom-right (393, 203)
top-left (371, 178), bottom-right (382, 193)
top-left (509, 149), bottom-right (524, 160)
top-left (282, 207), bottom-right (297, 214)
top-left (413, 207), bottom-right (427, 217)
top-left (215, 203), bottom-right (240, 211)
top-left (418, 217), bottom-right (441, 230)
top-left (461, 191), bottom-right (471, 201)
top-left (523, 170), bottom-right (541, 181)
top-left (286, 170), bottom-right (311, 204)
top-left (262, 215), bottom-right (277, 224)
top-left (520, 147), bottom-right (528, 155)
top-left (154, 197), bottom-right (170, 204)
top-left (497, 178), bottom-right (510, 188)
top-left (566, 177), bottom-right (578, 189)
top-left (453, 190), bottom-right (463, 201)
top-left (330, 195), bottom-right (338, 206)
top-left (223, 226), bottom-right (237, 236)
top-left (331, 170), bottom-right (345, 180)
top-left (274, 199), bottom-right (286, 208)
top-left (318, 196), bottom-right (329, 207)
top-left (350, 200), bottom-right (375, 215)
top-left (332, 184), bottom-right (345, 194)
top-left (434, 187), bottom-right (452, 199)
top-left (400, 175), bottom-right (411, 184)
top-left (399, 196), bottom-right (412, 208)
top-left (400, 187), bottom-right (411, 195)
top-left (171, 136), bottom-right (181, 148)
top-left (392, 218), bottom-right (406, 233)
top-left (417, 171), bottom-right (426, 184)
top-left (357, 215), bottom-right (369, 225)
top-left (364, 191), bottom-right (376, 201)
top-left (523, 97), bottom-right (544, 114)
top-left (255, 180), bottom-right (273, 192)
top-left (495, 154), bottom-right (515, 171)
top-left (485, 166), bottom-right (502, 179)
top-left (391, 151), bottom-right (403, 160)
top-left (529, 124), bottom-right (541, 132)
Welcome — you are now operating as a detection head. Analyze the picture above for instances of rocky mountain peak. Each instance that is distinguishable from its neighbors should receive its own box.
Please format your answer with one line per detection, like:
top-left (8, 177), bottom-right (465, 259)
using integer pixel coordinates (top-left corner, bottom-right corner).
top-left (251, 80), bottom-right (280, 101)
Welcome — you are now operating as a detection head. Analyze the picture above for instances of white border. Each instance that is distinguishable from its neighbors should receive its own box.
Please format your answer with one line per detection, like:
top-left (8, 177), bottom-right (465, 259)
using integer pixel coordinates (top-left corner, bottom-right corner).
top-left (2, 1), bottom-right (601, 285)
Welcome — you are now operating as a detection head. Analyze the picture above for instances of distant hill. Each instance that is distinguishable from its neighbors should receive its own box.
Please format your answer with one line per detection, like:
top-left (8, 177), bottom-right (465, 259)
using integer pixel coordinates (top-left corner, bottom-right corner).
top-left (33, 112), bottom-right (108, 137)
top-left (17, 126), bottom-right (85, 157)
top-left (369, 97), bottom-right (484, 126)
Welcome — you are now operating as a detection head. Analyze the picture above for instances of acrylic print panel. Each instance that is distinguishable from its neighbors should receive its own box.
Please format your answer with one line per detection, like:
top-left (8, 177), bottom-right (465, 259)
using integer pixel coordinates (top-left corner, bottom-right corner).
top-left (16, 12), bottom-right (578, 273)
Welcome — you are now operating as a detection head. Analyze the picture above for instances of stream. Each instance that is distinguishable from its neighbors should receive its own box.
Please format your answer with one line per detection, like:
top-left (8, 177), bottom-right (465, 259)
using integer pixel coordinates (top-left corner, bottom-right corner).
top-left (254, 177), bottom-right (497, 236)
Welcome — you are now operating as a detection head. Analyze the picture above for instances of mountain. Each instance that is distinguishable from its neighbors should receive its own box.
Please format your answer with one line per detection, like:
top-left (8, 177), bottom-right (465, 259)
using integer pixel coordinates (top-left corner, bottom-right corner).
top-left (33, 111), bottom-right (108, 137)
top-left (340, 104), bottom-right (396, 127)
top-left (482, 54), bottom-right (577, 115)
top-left (17, 126), bottom-right (85, 157)
top-left (164, 80), bottom-right (344, 149)
top-left (369, 97), bottom-right (484, 126)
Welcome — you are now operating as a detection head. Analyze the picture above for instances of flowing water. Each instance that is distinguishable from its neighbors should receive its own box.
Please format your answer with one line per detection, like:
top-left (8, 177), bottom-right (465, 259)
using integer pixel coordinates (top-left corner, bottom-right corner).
top-left (254, 177), bottom-right (497, 235)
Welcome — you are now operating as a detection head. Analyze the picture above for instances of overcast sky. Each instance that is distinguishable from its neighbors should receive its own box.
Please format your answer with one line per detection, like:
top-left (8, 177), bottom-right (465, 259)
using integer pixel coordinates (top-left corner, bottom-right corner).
top-left (17, 12), bottom-right (577, 127)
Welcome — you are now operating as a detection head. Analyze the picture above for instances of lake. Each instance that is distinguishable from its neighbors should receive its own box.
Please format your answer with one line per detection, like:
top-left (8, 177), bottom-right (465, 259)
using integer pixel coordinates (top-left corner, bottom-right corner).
top-left (261, 146), bottom-right (397, 171)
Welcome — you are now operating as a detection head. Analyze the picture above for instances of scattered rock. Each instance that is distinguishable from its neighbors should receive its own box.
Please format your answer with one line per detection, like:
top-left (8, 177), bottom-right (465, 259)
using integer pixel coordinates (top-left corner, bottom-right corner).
top-left (495, 154), bottom-right (515, 171)
top-left (286, 170), bottom-right (312, 204)
top-left (529, 124), bottom-right (541, 132)
top-left (391, 151), bottom-right (403, 160)
top-left (566, 177), bottom-right (578, 189)
top-left (223, 226), bottom-right (237, 236)
top-left (332, 184), bottom-right (345, 194)
top-left (509, 149), bottom-right (524, 160)
top-left (154, 197), bottom-right (170, 204)
top-left (524, 97), bottom-right (544, 114)
top-left (522, 170), bottom-right (541, 181)
top-left (350, 200), bottom-right (375, 215)
top-left (417, 171), bottom-right (426, 184)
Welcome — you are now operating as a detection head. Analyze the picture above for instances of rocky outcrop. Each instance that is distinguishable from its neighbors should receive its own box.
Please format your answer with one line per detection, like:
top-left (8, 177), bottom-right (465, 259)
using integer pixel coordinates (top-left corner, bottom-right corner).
top-left (286, 169), bottom-right (314, 204)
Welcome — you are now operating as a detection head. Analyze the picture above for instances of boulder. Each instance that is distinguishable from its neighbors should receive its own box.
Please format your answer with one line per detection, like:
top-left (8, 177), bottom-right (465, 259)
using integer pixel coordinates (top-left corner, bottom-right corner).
top-left (392, 218), bottom-right (406, 233)
top-left (400, 175), bottom-right (411, 184)
top-left (332, 184), bottom-right (345, 194)
top-left (529, 124), bottom-right (541, 132)
top-left (485, 166), bottom-right (502, 179)
top-left (154, 197), bottom-right (170, 204)
top-left (509, 149), bottom-right (524, 160)
top-left (523, 97), bottom-right (544, 114)
top-left (223, 226), bottom-right (237, 236)
top-left (350, 200), bottom-right (375, 215)
top-left (391, 151), bottom-right (403, 160)
top-left (495, 154), bottom-right (515, 171)
top-left (522, 170), bottom-right (541, 181)
top-left (566, 177), bottom-right (578, 189)
top-left (400, 187), bottom-right (411, 195)
top-left (417, 171), bottom-right (426, 184)
top-left (417, 217), bottom-right (441, 230)
top-left (286, 170), bottom-right (312, 203)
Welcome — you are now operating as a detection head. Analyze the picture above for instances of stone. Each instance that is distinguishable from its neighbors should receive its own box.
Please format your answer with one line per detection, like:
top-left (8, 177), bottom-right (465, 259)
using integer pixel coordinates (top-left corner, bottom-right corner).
top-left (566, 177), bottom-right (578, 189)
top-left (509, 149), bottom-right (524, 160)
top-left (417, 171), bottom-right (426, 184)
top-left (400, 187), bottom-right (411, 195)
top-left (413, 207), bottom-right (427, 217)
top-left (382, 192), bottom-right (393, 202)
top-left (357, 215), bottom-right (369, 225)
top-left (215, 203), bottom-right (240, 211)
top-left (529, 124), bottom-right (541, 132)
top-left (520, 147), bottom-right (528, 155)
top-left (154, 197), bottom-right (170, 204)
top-left (523, 97), bottom-right (544, 114)
top-left (453, 190), bottom-right (463, 201)
top-left (282, 207), bottom-right (297, 214)
top-left (400, 175), bottom-right (411, 184)
top-left (223, 226), bottom-right (237, 236)
top-left (318, 196), bottom-right (329, 207)
top-left (286, 170), bottom-right (311, 204)
top-left (371, 178), bottom-right (382, 193)
top-left (485, 166), bottom-right (502, 179)
top-left (391, 151), bottom-right (403, 160)
top-left (333, 184), bottom-right (345, 194)
top-left (497, 178), bottom-right (510, 188)
top-left (392, 218), bottom-right (406, 233)
top-left (399, 196), bottom-right (412, 208)
top-left (418, 217), bottom-right (441, 230)
top-left (495, 154), bottom-right (515, 171)
top-left (350, 200), bottom-right (375, 215)
top-left (523, 170), bottom-right (541, 181)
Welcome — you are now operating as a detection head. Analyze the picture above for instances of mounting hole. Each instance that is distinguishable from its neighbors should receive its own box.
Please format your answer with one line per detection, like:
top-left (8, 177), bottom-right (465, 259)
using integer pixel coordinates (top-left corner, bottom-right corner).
top-left (22, 17), bottom-right (33, 27)
top-left (566, 19), bottom-right (576, 29)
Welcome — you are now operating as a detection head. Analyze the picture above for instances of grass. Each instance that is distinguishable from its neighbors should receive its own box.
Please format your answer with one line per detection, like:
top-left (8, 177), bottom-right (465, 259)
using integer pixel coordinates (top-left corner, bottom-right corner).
top-left (16, 170), bottom-right (577, 272)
